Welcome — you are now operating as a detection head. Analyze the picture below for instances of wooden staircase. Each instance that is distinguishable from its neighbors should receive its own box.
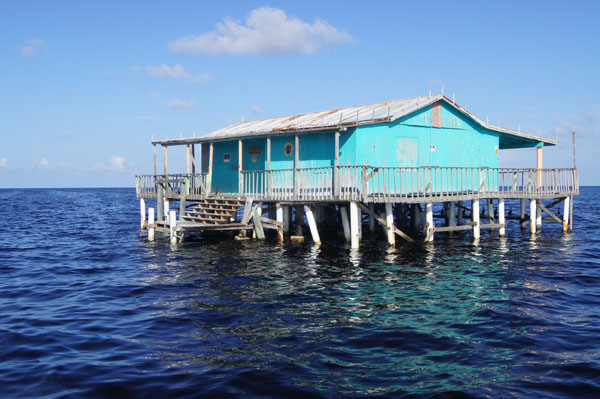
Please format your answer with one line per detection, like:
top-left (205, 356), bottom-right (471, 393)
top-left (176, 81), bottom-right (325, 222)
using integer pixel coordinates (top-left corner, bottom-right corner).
top-left (181, 197), bottom-right (246, 225)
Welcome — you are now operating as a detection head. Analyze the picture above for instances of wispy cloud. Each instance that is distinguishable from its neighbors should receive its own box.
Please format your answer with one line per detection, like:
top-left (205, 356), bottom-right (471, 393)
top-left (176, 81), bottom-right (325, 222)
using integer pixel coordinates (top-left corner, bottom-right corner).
top-left (110, 155), bottom-right (125, 170)
top-left (21, 38), bottom-right (47, 57)
top-left (35, 158), bottom-right (49, 169)
top-left (550, 110), bottom-right (600, 139)
top-left (0, 158), bottom-right (7, 167)
top-left (168, 99), bottom-right (196, 110)
top-left (251, 105), bottom-right (264, 115)
top-left (146, 64), bottom-right (212, 83)
top-left (169, 7), bottom-right (355, 56)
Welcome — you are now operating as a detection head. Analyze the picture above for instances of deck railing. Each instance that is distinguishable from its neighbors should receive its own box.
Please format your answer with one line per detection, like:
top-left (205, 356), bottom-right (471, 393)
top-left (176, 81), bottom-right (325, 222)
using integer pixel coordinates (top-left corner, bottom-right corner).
top-left (136, 167), bottom-right (578, 202)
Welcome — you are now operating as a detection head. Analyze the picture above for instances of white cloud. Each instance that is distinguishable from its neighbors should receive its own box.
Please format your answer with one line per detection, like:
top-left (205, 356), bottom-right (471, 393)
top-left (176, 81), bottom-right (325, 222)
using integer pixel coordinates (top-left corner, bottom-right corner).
top-left (0, 158), bottom-right (7, 167)
top-left (149, 91), bottom-right (161, 100)
top-left (21, 38), bottom-right (46, 57)
top-left (110, 155), bottom-right (125, 170)
top-left (37, 158), bottom-right (49, 168)
top-left (168, 99), bottom-right (196, 110)
top-left (251, 105), bottom-right (264, 115)
top-left (146, 64), bottom-right (212, 83)
top-left (168, 7), bottom-right (355, 56)
top-left (550, 110), bottom-right (600, 139)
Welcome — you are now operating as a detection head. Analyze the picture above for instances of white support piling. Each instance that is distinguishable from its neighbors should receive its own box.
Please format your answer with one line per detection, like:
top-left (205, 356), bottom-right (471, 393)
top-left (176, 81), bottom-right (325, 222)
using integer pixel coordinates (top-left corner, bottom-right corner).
top-left (276, 203), bottom-right (284, 243)
top-left (425, 203), bottom-right (434, 242)
top-left (169, 210), bottom-right (177, 245)
top-left (356, 204), bottom-right (362, 241)
top-left (520, 199), bottom-right (527, 229)
top-left (536, 200), bottom-right (542, 229)
top-left (385, 203), bottom-right (395, 246)
top-left (457, 201), bottom-right (464, 225)
top-left (140, 198), bottom-right (146, 229)
top-left (350, 201), bottom-right (360, 248)
top-left (563, 196), bottom-right (570, 233)
top-left (148, 207), bottom-right (155, 241)
top-left (340, 206), bottom-right (351, 242)
top-left (283, 206), bottom-right (290, 234)
top-left (530, 199), bottom-right (537, 235)
top-left (369, 203), bottom-right (376, 233)
top-left (252, 204), bottom-right (262, 239)
top-left (164, 199), bottom-right (170, 221)
top-left (448, 202), bottom-right (456, 228)
top-left (498, 198), bottom-right (506, 237)
top-left (472, 200), bottom-right (480, 241)
top-left (304, 205), bottom-right (321, 245)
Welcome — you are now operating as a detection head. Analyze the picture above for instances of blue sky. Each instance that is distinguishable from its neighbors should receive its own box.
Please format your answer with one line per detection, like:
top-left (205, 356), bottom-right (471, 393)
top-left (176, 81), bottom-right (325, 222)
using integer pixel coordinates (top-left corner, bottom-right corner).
top-left (1, 0), bottom-right (599, 187)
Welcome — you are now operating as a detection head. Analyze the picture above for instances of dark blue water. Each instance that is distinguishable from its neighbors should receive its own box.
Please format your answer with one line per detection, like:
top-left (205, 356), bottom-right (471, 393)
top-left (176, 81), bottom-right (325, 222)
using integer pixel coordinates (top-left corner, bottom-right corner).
top-left (1, 187), bottom-right (599, 398)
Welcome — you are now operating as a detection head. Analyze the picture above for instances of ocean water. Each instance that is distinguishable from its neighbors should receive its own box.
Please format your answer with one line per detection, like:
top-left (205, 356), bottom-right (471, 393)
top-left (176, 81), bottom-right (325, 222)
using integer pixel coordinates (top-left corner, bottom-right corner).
top-left (1, 187), bottom-right (599, 399)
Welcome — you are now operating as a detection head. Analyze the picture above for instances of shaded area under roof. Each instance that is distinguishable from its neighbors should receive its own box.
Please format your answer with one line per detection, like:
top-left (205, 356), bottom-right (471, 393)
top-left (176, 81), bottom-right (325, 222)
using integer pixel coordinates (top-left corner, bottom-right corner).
top-left (154, 94), bottom-right (557, 149)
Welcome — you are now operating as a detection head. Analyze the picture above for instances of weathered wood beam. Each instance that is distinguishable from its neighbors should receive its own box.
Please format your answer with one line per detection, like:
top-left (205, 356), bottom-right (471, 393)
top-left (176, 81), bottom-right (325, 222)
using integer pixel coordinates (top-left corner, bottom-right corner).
top-left (356, 202), bottom-right (414, 242)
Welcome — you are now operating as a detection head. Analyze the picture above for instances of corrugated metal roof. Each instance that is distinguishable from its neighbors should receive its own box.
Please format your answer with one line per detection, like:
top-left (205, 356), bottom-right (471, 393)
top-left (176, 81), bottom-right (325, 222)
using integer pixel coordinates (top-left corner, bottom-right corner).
top-left (153, 94), bottom-right (557, 147)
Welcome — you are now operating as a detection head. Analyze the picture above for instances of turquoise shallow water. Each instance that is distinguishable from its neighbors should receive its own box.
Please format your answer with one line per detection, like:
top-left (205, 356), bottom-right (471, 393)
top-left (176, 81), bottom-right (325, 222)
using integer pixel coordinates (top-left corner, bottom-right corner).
top-left (1, 187), bottom-right (599, 398)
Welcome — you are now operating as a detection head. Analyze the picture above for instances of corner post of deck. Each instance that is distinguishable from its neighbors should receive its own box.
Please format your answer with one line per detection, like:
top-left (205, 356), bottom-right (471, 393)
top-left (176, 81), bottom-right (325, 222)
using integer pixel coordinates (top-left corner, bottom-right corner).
top-left (385, 203), bottom-right (395, 246)
top-left (424, 203), bottom-right (434, 243)
top-left (207, 142), bottom-right (214, 195)
top-left (530, 199), bottom-right (537, 234)
top-left (536, 200), bottom-right (542, 229)
top-left (148, 208), bottom-right (155, 241)
top-left (334, 130), bottom-right (341, 197)
top-left (186, 144), bottom-right (191, 175)
top-left (472, 200), bottom-right (481, 241)
top-left (340, 206), bottom-right (351, 242)
top-left (293, 135), bottom-right (300, 200)
top-left (169, 210), bottom-right (177, 245)
top-left (238, 139), bottom-right (243, 194)
top-left (140, 198), bottom-right (146, 229)
top-left (163, 145), bottom-right (168, 175)
top-left (179, 179), bottom-right (187, 219)
top-left (153, 143), bottom-right (157, 176)
top-left (157, 182), bottom-right (164, 222)
top-left (275, 203), bottom-right (284, 242)
top-left (563, 196), bottom-right (570, 233)
top-left (457, 201), bottom-right (464, 225)
top-left (369, 203), bottom-right (376, 233)
top-left (283, 206), bottom-right (290, 235)
top-left (349, 201), bottom-right (360, 248)
top-left (536, 142), bottom-right (543, 188)
top-left (304, 205), bottom-right (321, 245)
top-left (520, 199), bottom-right (527, 229)
top-left (498, 197), bottom-right (506, 237)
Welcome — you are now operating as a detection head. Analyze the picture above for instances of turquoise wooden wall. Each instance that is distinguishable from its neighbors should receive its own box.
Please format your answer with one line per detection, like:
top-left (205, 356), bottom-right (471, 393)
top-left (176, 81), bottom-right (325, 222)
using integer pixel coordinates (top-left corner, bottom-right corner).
top-left (205, 101), bottom-right (500, 194)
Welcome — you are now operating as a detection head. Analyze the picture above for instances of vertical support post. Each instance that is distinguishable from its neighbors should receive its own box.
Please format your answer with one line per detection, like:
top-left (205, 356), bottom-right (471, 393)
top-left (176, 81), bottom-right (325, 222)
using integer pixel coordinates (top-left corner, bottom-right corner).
top-left (294, 135), bottom-right (299, 200)
top-left (191, 144), bottom-right (196, 175)
top-left (369, 203), bottom-right (376, 233)
top-left (412, 204), bottom-right (420, 230)
top-left (179, 177), bottom-right (188, 219)
top-left (164, 199), bottom-right (170, 220)
top-left (295, 205), bottom-right (304, 237)
top-left (385, 203), bottom-right (395, 246)
top-left (536, 143), bottom-right (543, 187)
top-left (186, 144), bottom-right (191, 174)
top-left (520, 199), bottom-right (527, 229)
top-left (207, 142), bottom-right (214, 194)
top-left (140, 198), bottom-right (146, 229)
top-left (163, 145), bottom-right (168, 175)
top-left (498, 198), bottom-right (506, 237)
top-left (569, 195), bottom-right (574, 232)
top-left (457, 201), bottom-right (464, 225)
top-left (252, 204), bottom-right (262, 239)
top-left (169, 210), bottom-right (177, 245)
top-left (472, 200), bottom-right (480, 241)
top-left (487, 198), bottom-right (495, 230)
top-left (148, 208), bottom-right (155, 241)
top-left (448, 202), bottom-right (456, 228)
top-left (238, 139), bottom-right (243, 194)
top-left (334, 131), bottom-right (340, 197)
top-left (536, 199), bottom-right (542, 229)
top-left (530, 199), bottom-right (537, 234)
top-left (340, 206), bottom-right (351, 242)
top-left (266, 137), bottom-right (271, 170)
top-left (276, 204), bottom-right (284, 242)
top-left (425, 203), bottom-right (434, 242)
top-left (283, 206), bottom-right (290, 234)
top-left (356, 203), bottom-right (362, 241)
top-left (304, 205), bottom-right (321, 245)
top-left (157, 183), bottom-right (164, 222)
top-left (350, 201), bottom-right (360, 248)
top-left (153, 144), bottom-right (157, 176)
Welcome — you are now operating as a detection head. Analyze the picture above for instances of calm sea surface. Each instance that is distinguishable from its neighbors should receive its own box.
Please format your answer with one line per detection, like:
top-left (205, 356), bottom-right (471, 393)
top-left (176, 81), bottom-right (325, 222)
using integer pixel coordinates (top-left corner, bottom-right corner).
top-left (1, 187), bottom-right (599, 398)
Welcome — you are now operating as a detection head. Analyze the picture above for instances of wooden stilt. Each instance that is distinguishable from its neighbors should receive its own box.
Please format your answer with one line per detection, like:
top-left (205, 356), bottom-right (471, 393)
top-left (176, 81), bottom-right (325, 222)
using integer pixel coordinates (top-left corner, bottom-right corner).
top-left (148, 207), bottom-right (155, 241)
top-left (498, 198), bottom-right (506, 237)
top-left (569, 195), bottom-right (574, 232)
top-left (252, 203), bottom-right (262, 239)
top-left (457, 201), bottom-right (464, 225)
top-left (157, 183), bottom-right (164, 222)
top-left (350, 201), bottom-right (360, 248)
top-left (276, 203), bottom-right (284, 242)
top-left (283, 206), bottom-right (290, 234)
top-left (530, 199), bottom-right (537, 234)
top-left (304, 205), bottom-right (321, 245)
top-left (140, 198), bottom-right (146, 229)
top-left (563, 196), bottom-right (570, 233)
top-left (289, 205), bottom-right (305, 242)
top-left (164, 199), bottom-right (169, 221)
top-left (487, 198), bottom-right (495, 230)
top-left (340, 206), bottom-right (351, 242)
top-left (536, 199), bottom-right (542, 229)
top-left (412, 204), bottom-right (420, 230)
top-left (369, 203), bottom-right (376, 233)
top-left (520, 199), bottom-right (527, 229)
top-left (169, 210), bottom-right (177, 245)
top-left (385, 203), bottom-right (395, 246)
top-left (448, 202), bottom-right (456, 228)
top-left (357, 204), bottom-right (362, 241)
top-left (425, 203), bottom-right (434, 242)
top-left (472, 200), bottom-right (480, 240)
